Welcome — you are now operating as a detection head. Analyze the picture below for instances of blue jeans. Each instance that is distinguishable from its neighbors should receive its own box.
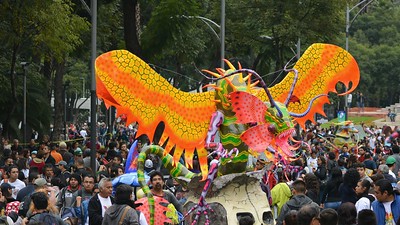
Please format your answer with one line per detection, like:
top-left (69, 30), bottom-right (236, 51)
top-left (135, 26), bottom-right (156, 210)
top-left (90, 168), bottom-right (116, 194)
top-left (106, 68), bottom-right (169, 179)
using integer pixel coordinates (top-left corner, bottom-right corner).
top-left (324, 201), bottom-right (341, 210)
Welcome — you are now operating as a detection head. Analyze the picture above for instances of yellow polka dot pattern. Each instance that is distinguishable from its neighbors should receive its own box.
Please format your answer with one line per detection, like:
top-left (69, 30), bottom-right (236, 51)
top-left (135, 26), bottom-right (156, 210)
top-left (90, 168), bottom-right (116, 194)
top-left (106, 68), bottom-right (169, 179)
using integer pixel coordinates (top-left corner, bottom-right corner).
top-left (95, 50), bottom-right (215, 168)
top-left (255, 43), bottom-right (360, 128)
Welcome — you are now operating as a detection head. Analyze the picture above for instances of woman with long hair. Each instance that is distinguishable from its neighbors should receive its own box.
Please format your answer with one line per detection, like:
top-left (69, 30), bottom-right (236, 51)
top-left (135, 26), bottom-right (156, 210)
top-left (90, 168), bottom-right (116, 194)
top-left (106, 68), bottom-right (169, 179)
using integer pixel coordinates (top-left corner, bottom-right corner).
top-left (339, 168), bottom-right (360, 204)
top-left (304, 173), bottom-right (321, 204)
top-left (321, 167), bottom-right (343, 210)
top-left (355, 179), bottom-right (375, 213)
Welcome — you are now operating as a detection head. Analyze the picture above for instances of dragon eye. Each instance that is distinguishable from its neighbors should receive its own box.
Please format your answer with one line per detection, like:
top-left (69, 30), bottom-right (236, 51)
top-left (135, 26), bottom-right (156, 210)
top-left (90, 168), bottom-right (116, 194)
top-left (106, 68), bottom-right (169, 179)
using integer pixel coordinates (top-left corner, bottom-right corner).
top-left (268, 124), bottom-right (276, 133)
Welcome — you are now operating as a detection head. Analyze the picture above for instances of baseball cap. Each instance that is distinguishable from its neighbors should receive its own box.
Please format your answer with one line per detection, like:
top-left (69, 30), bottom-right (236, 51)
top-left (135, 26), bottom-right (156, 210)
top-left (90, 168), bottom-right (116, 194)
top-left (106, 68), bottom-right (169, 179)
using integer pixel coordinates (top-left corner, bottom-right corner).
top-left (31, 151), bottom-right (37, 155)
top-left (74, 148), bottom-right (83, 156)
top-left (1, 183), bottom-right (15, 191)
top-left (34, 178), bottom-right (48, 187)
top-left (56, 161), bottom-right (67, 166)
top-left (386, 156), bottom-right (396, 165)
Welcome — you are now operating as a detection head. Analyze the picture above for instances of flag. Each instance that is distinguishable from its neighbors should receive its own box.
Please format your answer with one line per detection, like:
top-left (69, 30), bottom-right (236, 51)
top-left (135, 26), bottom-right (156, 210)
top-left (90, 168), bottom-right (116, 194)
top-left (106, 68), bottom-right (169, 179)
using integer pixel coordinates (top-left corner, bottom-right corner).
top-left (125, 140), bottom-right (139, 173)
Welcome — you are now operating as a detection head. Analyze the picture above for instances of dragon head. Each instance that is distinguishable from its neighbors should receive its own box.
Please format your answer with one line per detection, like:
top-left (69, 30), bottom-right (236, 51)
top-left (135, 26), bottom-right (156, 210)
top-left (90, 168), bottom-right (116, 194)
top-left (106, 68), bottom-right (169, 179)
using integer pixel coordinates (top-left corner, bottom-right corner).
top-left (265, 102), bottom-right (295, 138)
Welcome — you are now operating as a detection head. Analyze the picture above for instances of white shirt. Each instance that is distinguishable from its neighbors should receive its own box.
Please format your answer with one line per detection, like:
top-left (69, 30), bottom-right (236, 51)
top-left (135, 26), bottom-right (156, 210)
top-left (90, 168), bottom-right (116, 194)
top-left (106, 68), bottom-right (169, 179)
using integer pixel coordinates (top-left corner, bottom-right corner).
top-left (98, 195), bottom-right (112, 217)
top-left (383, 201), bottom-right (395, 225)
top-left (139, 212), bottom-right (149, 225)
top-left (0, 179), bottom-right (26, 199)
top-left (355, 197), bottom-right (371, 213)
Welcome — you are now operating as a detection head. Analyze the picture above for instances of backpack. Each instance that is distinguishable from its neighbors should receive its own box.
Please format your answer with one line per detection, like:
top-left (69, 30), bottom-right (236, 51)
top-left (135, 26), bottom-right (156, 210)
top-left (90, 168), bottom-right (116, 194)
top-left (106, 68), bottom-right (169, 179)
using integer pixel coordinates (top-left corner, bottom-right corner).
top-left (60, 207), bottom-right (79, 225)
top-left (37, 212), bottom-right (59, 225)
top-left (0, 216), bottom-right (8, 225)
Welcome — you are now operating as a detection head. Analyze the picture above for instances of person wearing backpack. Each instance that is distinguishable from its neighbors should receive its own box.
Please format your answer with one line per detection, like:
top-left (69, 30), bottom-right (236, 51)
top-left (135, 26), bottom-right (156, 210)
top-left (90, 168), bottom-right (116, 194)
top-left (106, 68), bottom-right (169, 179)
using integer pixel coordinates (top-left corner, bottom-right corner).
top-left (102, 184), bottom-right (147, 225)
top-left (25, 192), bottom-right (67, 225)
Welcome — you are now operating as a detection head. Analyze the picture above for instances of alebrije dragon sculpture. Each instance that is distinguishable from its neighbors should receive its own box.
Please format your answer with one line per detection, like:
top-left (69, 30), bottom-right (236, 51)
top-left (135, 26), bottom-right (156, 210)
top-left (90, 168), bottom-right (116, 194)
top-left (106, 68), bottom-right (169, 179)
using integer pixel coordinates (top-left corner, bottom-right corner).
top-left (95, 43), bottom-right (360, 224)
top-left (333, 120), bottom-right (359, 149)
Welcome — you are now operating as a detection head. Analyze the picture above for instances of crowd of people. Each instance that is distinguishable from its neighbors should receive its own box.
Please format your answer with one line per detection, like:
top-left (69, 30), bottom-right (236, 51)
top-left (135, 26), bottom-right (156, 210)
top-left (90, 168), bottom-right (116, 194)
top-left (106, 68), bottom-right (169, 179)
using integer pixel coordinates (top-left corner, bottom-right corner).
top-left (267, 124), bottom-right (400, 225)
top-left (0, 121), bottom-right (399, 225)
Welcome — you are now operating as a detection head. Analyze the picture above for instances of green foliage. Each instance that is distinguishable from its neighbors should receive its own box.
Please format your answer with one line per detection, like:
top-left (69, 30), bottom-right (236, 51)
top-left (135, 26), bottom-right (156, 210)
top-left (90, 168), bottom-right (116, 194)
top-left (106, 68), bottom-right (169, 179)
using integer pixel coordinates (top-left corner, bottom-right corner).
top-left (347, 0), bottom-right (400, 107)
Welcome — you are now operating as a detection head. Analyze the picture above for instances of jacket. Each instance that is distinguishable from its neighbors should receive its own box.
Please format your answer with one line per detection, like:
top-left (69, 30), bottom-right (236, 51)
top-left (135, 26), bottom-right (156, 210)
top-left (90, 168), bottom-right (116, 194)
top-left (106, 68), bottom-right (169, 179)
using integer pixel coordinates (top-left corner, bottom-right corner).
top-left (102, 204), bottom-right (139, 225)
top-left (28, 212), bottom-right (67, 225)
top-left (271, 183), bottom-right (292, 216)
top-left (88, 194), bottom-right (114, 225)
top-left (371, 195), bottom-right (400, 225)
top-left (276, 194), bottom-right (318, 225)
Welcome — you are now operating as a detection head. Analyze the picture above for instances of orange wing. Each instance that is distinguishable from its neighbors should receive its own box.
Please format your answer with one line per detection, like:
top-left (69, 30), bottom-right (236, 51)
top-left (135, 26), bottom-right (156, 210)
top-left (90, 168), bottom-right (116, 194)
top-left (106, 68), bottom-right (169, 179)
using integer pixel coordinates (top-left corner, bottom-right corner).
top-left (95, 50), bottom-right (215, 176)
top-left (255, 43), bottom-right (360, 128)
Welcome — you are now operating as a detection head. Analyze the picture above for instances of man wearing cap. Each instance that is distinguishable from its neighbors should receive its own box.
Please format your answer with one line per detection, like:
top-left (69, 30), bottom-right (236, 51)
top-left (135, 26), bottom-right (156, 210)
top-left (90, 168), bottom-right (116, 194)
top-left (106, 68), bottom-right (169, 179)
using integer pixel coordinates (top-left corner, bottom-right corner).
top-left (386, 156), bottom-right (397, 180)
top-left (19, 177), bottom-right (50, 217)
top-left (69, 147), bottom-right (83, 166)
top-left (56, 161), bottom-right (71, 187)
top-left (0, 165), bottom-right (26, 199)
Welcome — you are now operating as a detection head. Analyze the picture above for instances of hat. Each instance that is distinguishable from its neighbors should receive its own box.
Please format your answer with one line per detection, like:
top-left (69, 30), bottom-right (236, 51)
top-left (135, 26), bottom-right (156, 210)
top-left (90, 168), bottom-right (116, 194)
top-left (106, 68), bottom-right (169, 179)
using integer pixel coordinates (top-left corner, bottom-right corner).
top-left (0, 183), bottom-right (15, 190)
top-left (74, 148), bottom-right (83, 156)
top-left (34, 178), bottom-right (48, 187)
top-left (145, 159), bottom-right (153, 169)
top-left (31, 151), bottom-right (37, 155)
top-left (56, 161), bottom-right (67, 166)
top-left (386, 156), bottom-right (396, 165)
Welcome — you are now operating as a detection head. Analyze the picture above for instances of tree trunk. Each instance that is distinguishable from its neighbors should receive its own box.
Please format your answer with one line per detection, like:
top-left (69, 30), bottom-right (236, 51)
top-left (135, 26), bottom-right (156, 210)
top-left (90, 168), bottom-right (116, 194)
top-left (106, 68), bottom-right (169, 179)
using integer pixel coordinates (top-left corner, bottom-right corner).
top-left (122, 0), bottom-right (143, 58)
top-left (3, 43), bottom-right (20, 139)
top-left (53, 58), bottom-right (66, 141)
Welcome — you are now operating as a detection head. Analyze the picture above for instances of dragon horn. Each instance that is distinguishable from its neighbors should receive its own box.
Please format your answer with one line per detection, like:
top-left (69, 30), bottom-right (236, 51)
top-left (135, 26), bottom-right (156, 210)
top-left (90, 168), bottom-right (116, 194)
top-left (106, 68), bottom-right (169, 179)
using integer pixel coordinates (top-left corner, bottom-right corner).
top-left (224, 59), bottom-right (236, 70)
top-left (202, 69), bottom-right (221, 78)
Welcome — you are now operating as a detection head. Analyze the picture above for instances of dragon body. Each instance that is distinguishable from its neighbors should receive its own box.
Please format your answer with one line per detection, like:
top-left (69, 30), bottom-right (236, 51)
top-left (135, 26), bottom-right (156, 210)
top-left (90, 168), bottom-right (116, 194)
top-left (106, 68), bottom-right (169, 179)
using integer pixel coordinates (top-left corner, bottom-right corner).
top-left (95, 43), bottom-right (360, 224)
top-left (333, 121), bottom-right (359, 149)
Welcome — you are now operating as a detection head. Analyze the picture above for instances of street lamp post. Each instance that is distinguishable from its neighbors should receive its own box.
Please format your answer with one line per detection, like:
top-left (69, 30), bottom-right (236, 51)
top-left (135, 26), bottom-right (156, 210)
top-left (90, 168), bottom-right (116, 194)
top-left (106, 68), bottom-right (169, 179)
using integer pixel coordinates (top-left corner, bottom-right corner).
top-left (20, 62), bottom-right (29, 145)
top-left (344, 0), bottom-right (375, 120)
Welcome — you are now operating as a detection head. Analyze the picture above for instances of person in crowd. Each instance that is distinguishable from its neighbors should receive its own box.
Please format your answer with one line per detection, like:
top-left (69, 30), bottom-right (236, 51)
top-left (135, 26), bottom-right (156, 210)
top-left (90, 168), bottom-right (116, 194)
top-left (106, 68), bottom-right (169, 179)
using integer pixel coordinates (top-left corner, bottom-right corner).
top-left (320, 208), bottom-right (338, 225)
top-left (42, 144), bottom-right (56, 166)
top-left (385, 156), bottom-right (397, 180)
top-left (102, 184), bottom-right (148, 225)
top-left (321, 167), bottom-right (343, 210)
top-left (57, 173), bottom-right (81, 212)
top-left (277, 180), bottom-right (318, 225)
top-left (59, 141), bottom-right (73, 164)
top-left (326, 152), bottom-right (338, 175)
top-left (357, 209), bottom-right (377, 225)
top-left (43, 164), bottom-right (55, 184)
top-left (271, 173), bottom-right (292, 219)
top-left (24, 192), bottom-right (66, 225)
top-left (355, 163), bottom-right (373, 183)
top-left (73, 157), bottom-right (88, 178)
top-left (16, 157), bottom-right (30, 181)
top-left (29, 150), bottom-right (45, 174)
top-left (49, 143), bottom-right (63, 164)
top-left (239, 215), bottom-right (256, 225)
top-left (390, 145), bottom-right (400, 175)
top-left (355, 179), bottom-right (375, 213)
top-left (0, 165), bottom-right (26, 199)
top-left (339, 168), bottom-right (360, 204)
top-left (296, 204), bottom-right (320, 225)
top-left (150, 171), bottom-right (183, 214)
top-left (358, 147), bottom-right (367, 162)
top-left (314, 156), bottom-right (327, 181)
top-left (76, 174), bottom-right (95, 202)
top-left (307, 150), bottom-right (318, 173)
top-left (88, 177), bottom-right (114, 225)
top-left (377, 164), bottom-right (397, 183)
top-left (372, 179), bottom-right (400, 225)
top-left (16, 171), bottom-right (40, 201)
top-left (283, 210), bottom-right (297, 225)
top-left (55, 160), bottom-right (70, 188)
top-left (337, 202), bottom-right (357, 225)
top-left (304, 173), bottom-right (321, 205)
